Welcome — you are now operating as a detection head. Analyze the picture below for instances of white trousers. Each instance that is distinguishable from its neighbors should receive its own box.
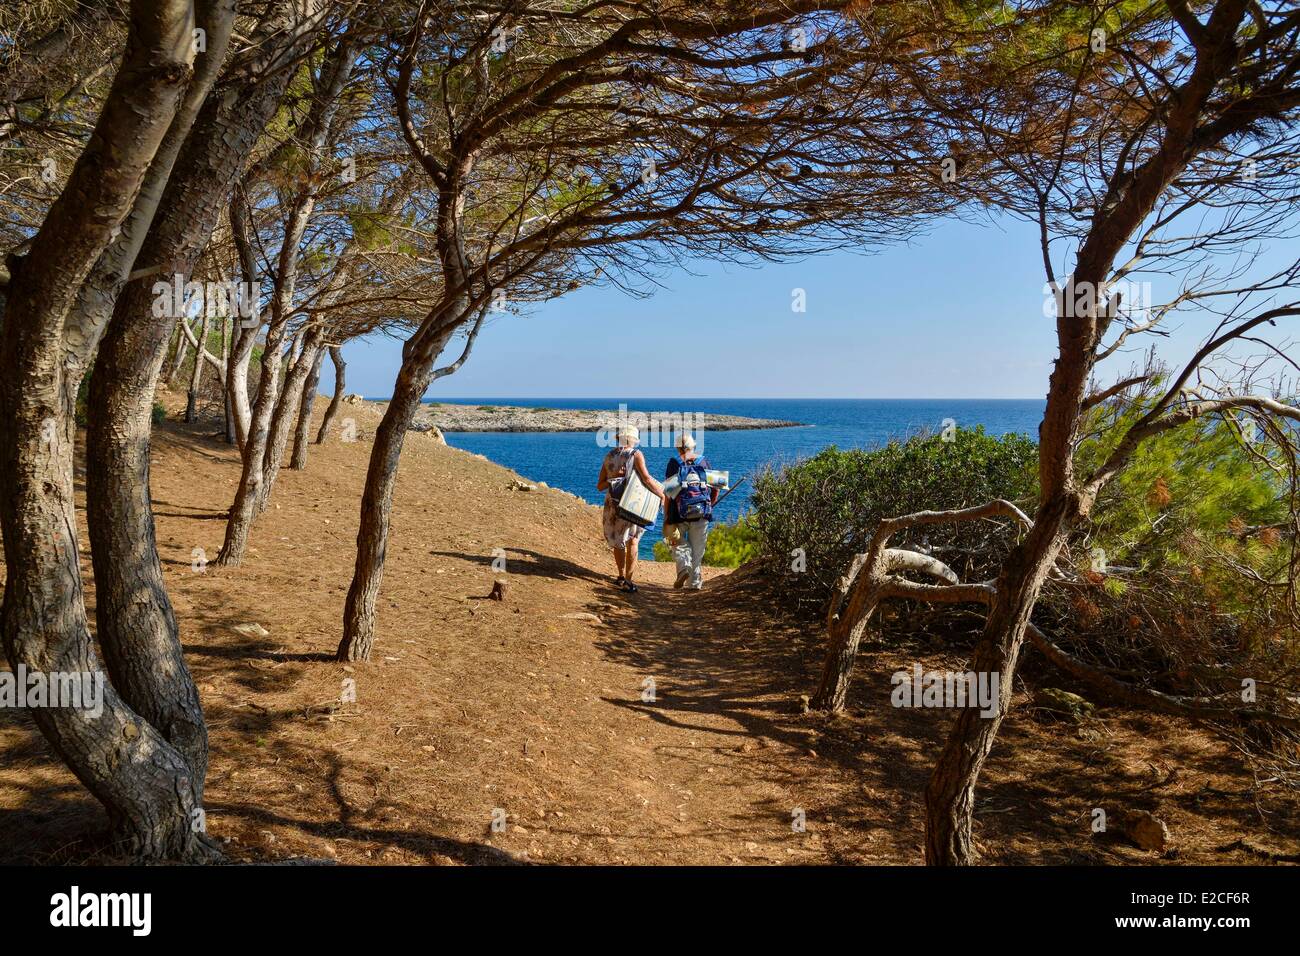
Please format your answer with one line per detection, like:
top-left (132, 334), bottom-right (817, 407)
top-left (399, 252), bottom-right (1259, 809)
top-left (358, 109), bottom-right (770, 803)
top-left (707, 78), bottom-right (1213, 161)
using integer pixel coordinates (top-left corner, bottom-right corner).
top-left (672, 520), bottom-right (709, 588)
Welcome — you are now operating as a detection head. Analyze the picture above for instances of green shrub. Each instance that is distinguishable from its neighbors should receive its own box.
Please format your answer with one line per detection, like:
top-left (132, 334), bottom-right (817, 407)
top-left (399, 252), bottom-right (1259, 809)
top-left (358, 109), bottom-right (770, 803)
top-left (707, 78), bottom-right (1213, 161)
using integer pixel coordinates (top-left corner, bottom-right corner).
top-left (750, 427), bottom-right (1038, 611)
top-left (152, 401), bottom-right (167, 424)
top-left (477, 405), bottom-right (497, 412)
top-left (653, 513), bottom-right (762, 568)
top-left (1058, 393), bottom-right (1296, 658)
top-left (1079, 397), bottom-right (1287, 577)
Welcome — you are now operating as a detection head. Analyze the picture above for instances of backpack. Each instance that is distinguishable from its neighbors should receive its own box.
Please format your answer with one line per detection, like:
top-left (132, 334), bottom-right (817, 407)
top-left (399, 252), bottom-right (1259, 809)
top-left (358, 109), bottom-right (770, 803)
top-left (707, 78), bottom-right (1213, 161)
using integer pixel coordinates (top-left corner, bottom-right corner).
top-left (674, 456), bottom-right (712, 522)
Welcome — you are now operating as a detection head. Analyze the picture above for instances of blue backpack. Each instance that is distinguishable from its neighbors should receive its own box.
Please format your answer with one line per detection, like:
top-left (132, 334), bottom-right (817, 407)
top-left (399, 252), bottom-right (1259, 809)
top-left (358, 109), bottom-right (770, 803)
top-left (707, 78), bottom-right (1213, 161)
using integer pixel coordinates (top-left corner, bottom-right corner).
top-left (674, 457), bottom-right (712, 522)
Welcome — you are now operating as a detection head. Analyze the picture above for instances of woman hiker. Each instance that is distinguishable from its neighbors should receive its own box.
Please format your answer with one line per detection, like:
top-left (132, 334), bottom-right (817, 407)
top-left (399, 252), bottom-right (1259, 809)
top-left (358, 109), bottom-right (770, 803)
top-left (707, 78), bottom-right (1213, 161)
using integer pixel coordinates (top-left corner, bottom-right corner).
top-left (663, 433), bottom-right (719, 590)
top-left (597, 425), bottom-right (666, 593)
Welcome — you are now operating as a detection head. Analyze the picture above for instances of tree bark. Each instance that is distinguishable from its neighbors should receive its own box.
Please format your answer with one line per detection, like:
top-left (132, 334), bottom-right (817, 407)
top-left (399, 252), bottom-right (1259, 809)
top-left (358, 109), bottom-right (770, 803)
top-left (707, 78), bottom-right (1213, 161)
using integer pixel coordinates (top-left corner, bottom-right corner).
top-left (337, 333), bottom-right (451, 662)
top-left (922, 499), bottom-right (1074, 865)
top-left (290, 342), bottom-right (325, 468)
top-left (226, 186), bottom-right (259, 450)
top-left (185, 309), bottom-right (210, 422)
top-left (216, 317), bottom-right (287, 565)
top-left (221, 317), bottom-right (234, 443)
top-left (812, 553), bottom-right (885, 711)
top-left (314, 345), bottom-right (345, 443)
top-left (216, 33), bottom-right (358, 562)
top-left (85, 0), bottom-right (311, 777)
top-left (165, 321), bottom-right (190, 387)
top-left (258, 325), bottom-right (323, 506)
top-left (0, 0), bottom-right (213, 860)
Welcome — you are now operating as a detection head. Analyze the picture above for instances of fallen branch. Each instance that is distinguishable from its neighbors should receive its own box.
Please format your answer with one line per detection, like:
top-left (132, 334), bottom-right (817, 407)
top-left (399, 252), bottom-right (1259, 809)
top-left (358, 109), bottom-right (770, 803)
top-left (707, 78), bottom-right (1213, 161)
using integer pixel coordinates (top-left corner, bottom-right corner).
top-left (1023, 622), bottom-right (1300, 730)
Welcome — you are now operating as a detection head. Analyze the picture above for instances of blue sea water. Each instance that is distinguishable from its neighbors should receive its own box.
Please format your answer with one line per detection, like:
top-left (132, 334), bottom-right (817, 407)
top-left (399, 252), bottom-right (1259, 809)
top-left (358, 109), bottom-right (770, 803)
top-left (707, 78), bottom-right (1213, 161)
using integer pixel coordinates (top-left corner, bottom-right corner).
top-left (428, 398), bottom-right (1045, 557)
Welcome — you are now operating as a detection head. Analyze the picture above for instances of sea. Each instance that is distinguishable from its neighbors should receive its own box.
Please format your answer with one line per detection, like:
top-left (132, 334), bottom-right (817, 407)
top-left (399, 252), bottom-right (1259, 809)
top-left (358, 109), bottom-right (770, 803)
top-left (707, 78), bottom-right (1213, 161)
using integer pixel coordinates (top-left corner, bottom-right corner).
top-left (422, 398), bottom-right (1045, 558)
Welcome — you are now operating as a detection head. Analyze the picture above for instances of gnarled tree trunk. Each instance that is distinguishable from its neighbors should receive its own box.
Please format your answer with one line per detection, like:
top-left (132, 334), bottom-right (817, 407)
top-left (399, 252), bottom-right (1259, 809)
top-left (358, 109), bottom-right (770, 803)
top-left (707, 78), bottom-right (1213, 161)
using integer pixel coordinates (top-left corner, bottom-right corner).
top-left (185, 308), bottom-right (210, 422)
top-left (337, 331), bottom-right (452, 662)
top-left (314, 345), bottom-right (345, 443)
top-left (290, 341), bottom-right (325, 468)
top-left (0, 0), bottom-right (212, 860)
top-left (86, 0), bottom-right (309, 782)
top-left (258, 325), bottom-right (324, 508)
top-left (922, 500), bottom-right (1075, 865)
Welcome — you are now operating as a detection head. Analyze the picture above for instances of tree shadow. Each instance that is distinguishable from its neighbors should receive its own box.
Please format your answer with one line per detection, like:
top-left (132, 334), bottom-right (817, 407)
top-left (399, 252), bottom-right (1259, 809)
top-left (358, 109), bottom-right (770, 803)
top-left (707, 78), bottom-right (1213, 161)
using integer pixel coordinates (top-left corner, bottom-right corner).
top-left (429, 547), bottom-right (607, 584)
top-left (585, 565), bottom-right (1300, 864)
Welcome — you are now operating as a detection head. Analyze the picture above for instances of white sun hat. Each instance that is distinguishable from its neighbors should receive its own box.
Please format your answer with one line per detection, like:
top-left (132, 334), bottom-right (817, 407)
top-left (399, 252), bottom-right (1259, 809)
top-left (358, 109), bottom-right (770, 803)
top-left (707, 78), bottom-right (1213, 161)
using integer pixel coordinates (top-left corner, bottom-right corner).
top-left (618, 424), bottom-right (640, 446)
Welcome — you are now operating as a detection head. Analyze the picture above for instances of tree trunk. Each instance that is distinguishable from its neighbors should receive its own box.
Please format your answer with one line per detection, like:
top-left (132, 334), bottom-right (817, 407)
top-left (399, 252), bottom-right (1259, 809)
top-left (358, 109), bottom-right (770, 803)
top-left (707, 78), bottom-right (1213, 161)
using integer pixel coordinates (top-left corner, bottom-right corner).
top-left (257, 326), bottom-right (323, 510)
top-left (922, 500), bottom-right (1074, 865)
top-left (221, 317), bottom-right (234, 443)
top-left (226, 318), bottom-right (256, 450)
top-left (813, 598), bottom-right (882, 712)
top-left (164, 321), bottom-right (189, 386)
top-left (226, 188), bottom-right (258, 449)
top-left (337, 337), bottom-right (449, 662)
top-left (812, 550), bottom-right (887, 711)
top-left (0, 0), bottom-right (213, 860)
top-left (216, 318), bottom-right (288, 566)
top-left (185, 309), bottom-right (209, 422)
top-left (166, 321), bottom-right (191, 387)
top-left (85, 0), bottom-right (308, 772)
top-left (315, 345), bottom-right (345, 443)
top-left (87, 317), bottom-right (210, 782)
top-left (290, 343), bottom-right (325, 468)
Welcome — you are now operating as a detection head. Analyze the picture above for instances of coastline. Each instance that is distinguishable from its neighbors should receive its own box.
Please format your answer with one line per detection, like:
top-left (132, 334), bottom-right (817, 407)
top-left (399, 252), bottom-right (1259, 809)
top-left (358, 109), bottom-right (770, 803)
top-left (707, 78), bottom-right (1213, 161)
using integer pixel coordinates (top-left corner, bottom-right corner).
top-left (359, 398), bottom-right (805, 433)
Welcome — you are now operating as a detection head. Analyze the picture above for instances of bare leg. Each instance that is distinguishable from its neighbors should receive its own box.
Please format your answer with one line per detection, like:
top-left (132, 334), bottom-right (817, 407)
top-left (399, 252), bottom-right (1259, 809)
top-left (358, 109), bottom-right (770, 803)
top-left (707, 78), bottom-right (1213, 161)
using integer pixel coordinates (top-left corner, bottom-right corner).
top-left (624, 543), bottom-right (639, 583)
top-left (612, 546), bottom-right (625, 580)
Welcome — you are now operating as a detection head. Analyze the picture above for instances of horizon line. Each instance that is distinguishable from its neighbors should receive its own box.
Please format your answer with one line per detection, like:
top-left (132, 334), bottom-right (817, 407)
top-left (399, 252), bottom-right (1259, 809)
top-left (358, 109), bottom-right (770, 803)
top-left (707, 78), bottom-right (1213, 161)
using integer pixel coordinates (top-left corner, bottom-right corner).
top-left (385, 395), bottom-right (1048, 402)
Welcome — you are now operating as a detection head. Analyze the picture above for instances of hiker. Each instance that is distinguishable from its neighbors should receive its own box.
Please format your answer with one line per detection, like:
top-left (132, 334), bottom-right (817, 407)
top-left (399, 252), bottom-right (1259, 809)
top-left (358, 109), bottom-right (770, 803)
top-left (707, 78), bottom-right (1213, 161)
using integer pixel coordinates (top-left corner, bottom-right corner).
top-left (597, 425), bottom-right (666, 593)
top-left (664, 433), bottom-right (719, 590)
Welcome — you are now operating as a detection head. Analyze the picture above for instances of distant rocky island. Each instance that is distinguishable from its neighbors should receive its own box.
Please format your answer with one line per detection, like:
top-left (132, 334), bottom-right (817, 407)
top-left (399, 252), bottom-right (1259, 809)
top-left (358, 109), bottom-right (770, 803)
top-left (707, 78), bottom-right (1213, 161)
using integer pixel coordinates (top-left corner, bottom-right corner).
top-left (351, 398), bottom-right (804, 434)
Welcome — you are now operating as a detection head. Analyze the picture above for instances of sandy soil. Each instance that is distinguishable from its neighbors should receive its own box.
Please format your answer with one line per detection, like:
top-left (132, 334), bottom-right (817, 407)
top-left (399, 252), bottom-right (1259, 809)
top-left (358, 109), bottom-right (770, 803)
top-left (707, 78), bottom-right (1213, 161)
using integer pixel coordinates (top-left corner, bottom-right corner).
top-left (1, 392), bottom-right (1298, 865)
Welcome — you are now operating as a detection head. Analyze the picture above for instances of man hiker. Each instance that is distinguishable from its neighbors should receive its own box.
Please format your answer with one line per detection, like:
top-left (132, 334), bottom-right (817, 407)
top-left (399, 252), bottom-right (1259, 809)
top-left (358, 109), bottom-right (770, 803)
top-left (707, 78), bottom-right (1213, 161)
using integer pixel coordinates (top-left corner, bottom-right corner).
top-left (663, 433), bottom-right (718, 590)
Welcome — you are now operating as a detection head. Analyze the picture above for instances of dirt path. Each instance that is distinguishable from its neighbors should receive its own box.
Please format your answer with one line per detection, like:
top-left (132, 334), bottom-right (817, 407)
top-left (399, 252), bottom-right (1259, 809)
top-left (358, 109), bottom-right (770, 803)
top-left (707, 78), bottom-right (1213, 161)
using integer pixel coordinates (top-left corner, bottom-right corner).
top-left (1, 394), bottom-right (1297, 865)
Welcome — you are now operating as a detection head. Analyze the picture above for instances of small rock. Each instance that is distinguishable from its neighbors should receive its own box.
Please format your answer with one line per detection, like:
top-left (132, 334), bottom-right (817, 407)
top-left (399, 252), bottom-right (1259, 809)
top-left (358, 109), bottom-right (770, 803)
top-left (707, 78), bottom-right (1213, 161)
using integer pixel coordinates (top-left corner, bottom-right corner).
top-left (1112, 809), bottom-right (1171, 852)
top-left (1034, 687), bottom-right (1095, 721)
top-left (560, 612), bottom-right (603, 625)
top-left (488, 579), bottom-right (509, 601)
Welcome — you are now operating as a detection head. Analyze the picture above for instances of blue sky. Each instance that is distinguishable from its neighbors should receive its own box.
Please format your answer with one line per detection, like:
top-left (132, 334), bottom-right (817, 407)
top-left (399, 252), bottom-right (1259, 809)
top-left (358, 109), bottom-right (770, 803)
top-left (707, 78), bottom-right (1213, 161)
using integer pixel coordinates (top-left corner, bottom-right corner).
top-left (320, 213), bottom-right (1287, 400)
